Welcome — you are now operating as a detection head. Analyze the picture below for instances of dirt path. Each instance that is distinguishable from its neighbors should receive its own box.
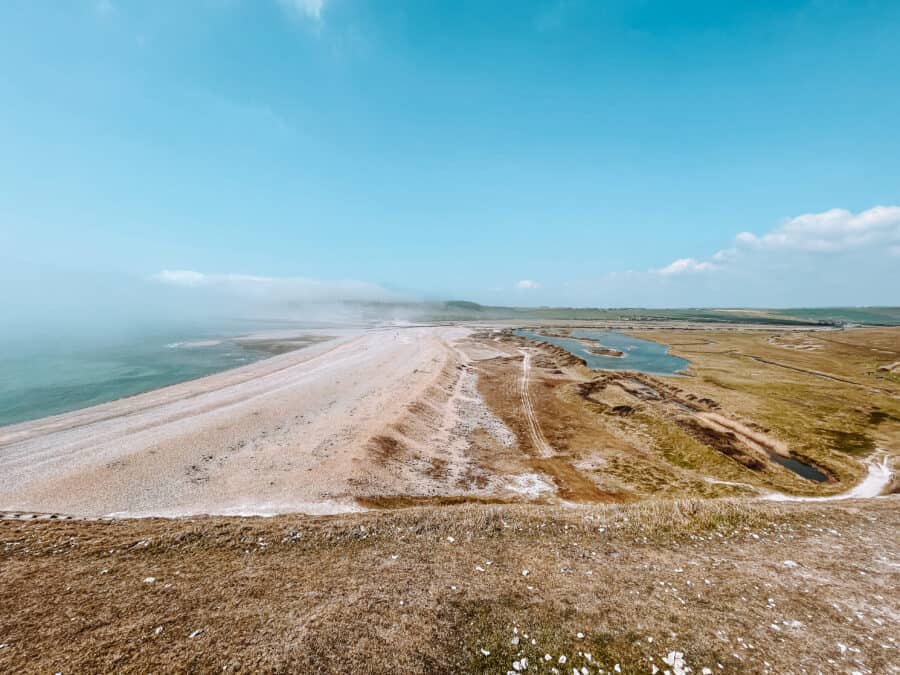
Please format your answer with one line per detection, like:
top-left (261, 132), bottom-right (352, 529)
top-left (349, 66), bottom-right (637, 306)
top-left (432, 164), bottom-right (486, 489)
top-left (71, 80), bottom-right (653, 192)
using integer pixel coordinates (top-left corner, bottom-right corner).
top-left (518, 350), bottom-right (553, 457)
top-left (740, 353), bottom-right (895, 397)
top-left (764, 452), bottom-right (895, 502)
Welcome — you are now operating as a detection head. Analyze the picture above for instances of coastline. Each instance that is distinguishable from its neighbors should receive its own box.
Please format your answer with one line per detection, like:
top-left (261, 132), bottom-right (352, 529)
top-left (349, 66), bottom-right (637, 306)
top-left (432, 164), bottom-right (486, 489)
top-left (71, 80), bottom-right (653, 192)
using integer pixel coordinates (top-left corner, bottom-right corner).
top-left (0, 326), bottom-right (472, 518)
top-left (0, 329), bottom-right (341, 430)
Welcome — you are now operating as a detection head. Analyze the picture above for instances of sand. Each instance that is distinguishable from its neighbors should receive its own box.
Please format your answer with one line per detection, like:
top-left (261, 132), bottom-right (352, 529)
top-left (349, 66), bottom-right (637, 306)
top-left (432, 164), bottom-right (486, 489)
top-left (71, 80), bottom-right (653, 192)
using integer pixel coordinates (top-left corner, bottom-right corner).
top-left (0, 326), bottom-right (474, 517)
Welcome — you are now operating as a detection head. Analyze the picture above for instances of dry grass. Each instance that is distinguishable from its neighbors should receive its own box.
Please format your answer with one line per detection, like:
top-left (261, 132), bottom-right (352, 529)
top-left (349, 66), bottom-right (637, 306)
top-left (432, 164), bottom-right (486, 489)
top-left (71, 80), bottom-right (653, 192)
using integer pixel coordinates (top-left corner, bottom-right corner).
top-left (651, 327), bottom-right (900, 483)
top-left (2, 497), bottom-right (898, 673)
top-left (476, 327), bottom-right (900, 500)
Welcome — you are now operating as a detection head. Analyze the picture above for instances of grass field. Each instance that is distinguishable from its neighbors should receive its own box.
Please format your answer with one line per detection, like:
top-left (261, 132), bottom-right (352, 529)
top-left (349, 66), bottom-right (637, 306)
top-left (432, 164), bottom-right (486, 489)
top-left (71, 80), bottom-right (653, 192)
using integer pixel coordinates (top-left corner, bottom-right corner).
top-left (1, 498), bottom-right (897, 673)
top-left (470, 326), bottom-right (899, 503)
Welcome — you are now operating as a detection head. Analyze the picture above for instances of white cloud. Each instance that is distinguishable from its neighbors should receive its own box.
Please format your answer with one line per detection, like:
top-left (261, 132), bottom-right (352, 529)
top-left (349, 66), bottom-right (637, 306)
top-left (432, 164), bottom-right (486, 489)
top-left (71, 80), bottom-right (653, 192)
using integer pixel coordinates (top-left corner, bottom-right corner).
top-left (278, 0), bottom-right (326, 21)
top-left (653, 205), bottom-right (900, 276)
top-left (655, 258), bottom-right (718, 276)
top-left (711, 248), bottom-right (737, 262)
top-left (737, 205), bottom-right (900, 252)
top-left (153, 269), bottom-right (208, 286)
top-left (151, 270), bottom-right (397, 303)
top-left (516, 279), bottom-right (540, 289)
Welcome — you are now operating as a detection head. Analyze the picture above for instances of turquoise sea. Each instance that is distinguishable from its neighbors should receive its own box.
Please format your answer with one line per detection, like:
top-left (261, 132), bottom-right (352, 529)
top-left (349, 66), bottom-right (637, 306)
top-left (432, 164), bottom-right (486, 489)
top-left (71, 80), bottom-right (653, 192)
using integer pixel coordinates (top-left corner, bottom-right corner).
top-left (0, 333), bottom-right (277, 428)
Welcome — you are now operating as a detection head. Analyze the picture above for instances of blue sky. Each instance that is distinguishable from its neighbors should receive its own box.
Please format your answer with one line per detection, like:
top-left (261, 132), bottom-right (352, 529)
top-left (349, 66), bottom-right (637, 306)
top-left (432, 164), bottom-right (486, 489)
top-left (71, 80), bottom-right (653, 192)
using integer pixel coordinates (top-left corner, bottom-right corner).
top-left (1, 0), bottom-right (899, 315)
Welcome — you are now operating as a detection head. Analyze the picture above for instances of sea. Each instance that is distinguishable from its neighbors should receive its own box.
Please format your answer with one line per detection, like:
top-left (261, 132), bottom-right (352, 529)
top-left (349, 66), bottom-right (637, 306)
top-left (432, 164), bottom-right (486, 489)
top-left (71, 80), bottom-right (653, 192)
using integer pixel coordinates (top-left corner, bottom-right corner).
top-left (0, 321), bottom-right (337, 428)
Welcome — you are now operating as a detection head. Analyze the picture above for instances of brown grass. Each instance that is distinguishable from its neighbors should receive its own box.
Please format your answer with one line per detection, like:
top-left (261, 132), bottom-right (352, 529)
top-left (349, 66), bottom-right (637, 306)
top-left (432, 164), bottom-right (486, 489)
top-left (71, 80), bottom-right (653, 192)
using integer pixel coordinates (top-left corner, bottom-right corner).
top-left (2, 497), bottom-right (897, 673)
top-left (481, 327), bottom-right (900, 500)
top-left (368, 434), bottom-right (407, 464)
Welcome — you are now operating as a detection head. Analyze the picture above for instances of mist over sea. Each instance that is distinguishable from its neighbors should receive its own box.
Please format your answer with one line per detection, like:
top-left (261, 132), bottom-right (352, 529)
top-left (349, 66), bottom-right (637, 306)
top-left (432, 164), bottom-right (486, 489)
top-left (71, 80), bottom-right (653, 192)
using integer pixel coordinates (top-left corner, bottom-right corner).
top-left (0, 319), bottom-right (344, 428)
top-left (0, 334), bottom-right (259, 428)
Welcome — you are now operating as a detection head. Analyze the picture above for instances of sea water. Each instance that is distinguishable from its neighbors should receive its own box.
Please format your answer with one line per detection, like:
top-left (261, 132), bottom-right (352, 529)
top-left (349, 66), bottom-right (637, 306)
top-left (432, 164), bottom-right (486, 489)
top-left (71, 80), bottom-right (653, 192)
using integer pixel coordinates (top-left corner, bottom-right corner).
top-left (0, 333), bottom-right (272, 428)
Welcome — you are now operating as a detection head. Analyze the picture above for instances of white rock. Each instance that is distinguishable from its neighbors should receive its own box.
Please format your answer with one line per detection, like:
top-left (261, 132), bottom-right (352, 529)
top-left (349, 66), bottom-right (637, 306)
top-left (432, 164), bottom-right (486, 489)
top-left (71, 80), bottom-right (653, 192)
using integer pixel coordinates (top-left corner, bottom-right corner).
top-left (576, 632), bottom-right (584, 639)
top-left (480, 648), bottom-right (491, 656)
top-left (558, 655), bottom-right (567, 664)
top-left (143, 577), bottom-right (156, 584)
top-left (782, 560), bottom-right (799, 568)
top-left (189, 629), bottom-right (204, 639)
top-left (663, 650), bottom-right (687, 675)
top-left (522, 569), bottom-right (529, 577)
top-left (447, 536), bottom-right (455, 543)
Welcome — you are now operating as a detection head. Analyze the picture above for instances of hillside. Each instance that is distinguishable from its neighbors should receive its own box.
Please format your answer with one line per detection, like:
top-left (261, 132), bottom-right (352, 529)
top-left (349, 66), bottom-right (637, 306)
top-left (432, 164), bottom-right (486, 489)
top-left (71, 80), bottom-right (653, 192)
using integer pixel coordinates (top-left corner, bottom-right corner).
top-left (1, 498), bottom-right (897, 673)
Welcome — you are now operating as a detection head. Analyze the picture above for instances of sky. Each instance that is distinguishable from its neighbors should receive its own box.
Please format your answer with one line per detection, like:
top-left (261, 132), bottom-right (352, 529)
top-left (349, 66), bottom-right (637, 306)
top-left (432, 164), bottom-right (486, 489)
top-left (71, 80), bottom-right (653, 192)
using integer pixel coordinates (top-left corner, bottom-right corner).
top-left (1, 0), bottom-right (899, 321)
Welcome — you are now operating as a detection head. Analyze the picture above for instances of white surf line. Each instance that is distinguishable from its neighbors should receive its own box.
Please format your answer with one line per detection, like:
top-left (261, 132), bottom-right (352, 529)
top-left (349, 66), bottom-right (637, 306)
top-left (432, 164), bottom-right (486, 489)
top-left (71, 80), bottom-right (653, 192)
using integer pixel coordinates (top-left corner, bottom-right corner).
top-left (518, 349), bottom-right (554, 457)
top-left (763, 451), bottom-right (894, 502)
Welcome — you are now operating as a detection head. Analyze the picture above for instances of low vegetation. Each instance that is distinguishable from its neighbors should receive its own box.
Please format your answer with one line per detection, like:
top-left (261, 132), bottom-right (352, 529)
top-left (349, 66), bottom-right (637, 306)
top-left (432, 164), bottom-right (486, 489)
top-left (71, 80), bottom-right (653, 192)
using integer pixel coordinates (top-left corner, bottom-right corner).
top-left (1, 498), bottom-right (897, 673)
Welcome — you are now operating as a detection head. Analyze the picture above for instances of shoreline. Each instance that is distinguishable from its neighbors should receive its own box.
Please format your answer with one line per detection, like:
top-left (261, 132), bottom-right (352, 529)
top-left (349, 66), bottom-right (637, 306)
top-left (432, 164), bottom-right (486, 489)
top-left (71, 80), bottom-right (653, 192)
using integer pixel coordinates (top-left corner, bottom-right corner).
top-left (0, 326), bottom-right (472, 518)
top-left (0, 329), bottom-right (349, 436)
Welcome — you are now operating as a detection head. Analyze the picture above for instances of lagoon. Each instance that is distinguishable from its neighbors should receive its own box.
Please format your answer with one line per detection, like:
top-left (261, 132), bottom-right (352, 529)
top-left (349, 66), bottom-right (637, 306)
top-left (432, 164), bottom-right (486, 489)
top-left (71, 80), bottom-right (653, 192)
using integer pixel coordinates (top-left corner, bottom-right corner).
top-left (515, 329), bottom-right (690, 376)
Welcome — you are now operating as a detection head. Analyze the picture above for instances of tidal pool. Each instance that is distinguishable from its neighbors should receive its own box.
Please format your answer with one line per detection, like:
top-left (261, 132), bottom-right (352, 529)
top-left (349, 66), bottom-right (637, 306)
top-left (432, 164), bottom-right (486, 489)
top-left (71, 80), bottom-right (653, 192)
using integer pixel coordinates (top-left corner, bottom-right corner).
top-left (515, 329), bottom-right (690, 376)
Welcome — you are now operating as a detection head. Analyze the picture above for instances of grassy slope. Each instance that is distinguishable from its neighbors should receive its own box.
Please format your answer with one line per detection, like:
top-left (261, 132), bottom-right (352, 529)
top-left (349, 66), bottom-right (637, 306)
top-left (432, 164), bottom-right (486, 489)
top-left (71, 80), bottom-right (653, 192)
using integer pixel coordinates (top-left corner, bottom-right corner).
top-left (647, 328), bottom-right (900, 492)
top-left (1, 498), bottom-right (898, 674)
